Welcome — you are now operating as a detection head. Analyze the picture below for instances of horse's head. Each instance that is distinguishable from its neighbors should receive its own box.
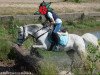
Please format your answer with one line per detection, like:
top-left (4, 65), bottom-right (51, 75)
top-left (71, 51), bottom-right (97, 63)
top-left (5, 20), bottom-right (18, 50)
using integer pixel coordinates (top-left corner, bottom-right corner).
top-left (16, 24), bottom-right (45, 46)
top-left (17, 26), bottom-right (29, 46)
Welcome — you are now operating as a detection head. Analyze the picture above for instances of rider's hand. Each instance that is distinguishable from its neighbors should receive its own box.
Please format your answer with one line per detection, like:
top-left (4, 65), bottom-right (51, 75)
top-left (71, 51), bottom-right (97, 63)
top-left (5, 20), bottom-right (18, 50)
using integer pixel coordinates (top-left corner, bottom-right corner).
top-left (50, 21), bottom-right (55, 26)
top-left (49, 18), bottom-right (55, 26)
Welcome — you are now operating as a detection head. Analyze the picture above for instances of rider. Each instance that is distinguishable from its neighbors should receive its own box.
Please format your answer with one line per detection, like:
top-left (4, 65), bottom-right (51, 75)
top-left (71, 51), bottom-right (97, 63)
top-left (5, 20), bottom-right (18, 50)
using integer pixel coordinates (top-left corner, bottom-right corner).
top-left (39, 1), bottom-right (62, 51)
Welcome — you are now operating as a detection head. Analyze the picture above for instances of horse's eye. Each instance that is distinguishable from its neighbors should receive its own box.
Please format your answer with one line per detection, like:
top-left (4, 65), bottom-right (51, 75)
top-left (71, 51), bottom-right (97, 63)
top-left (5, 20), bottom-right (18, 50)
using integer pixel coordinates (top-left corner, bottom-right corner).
top-left (18, 30), bottom-right (21, 33)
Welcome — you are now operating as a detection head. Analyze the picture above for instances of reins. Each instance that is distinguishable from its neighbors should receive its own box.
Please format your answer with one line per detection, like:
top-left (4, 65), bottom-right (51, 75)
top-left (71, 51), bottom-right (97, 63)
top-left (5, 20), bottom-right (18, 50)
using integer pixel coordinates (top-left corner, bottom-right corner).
top-left (33, 25), bottom-right (48, 36)
top-left (36, 28), bottom-right (50, 40)
top-left (32, 25), bottom-right (51, 41)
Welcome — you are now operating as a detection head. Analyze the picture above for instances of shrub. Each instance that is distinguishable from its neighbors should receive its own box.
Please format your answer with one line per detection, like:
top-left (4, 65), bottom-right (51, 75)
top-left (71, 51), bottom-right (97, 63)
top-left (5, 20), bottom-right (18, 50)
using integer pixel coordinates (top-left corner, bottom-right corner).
top-left (87, 44), bottom-right (100, 75)
top-left (39, 61), bottom-right (58, 75)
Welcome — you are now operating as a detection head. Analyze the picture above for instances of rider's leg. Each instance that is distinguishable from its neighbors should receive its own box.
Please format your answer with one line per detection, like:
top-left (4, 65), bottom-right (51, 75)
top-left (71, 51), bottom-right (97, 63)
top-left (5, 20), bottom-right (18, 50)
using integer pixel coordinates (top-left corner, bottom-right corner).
top-left (49, 32), bottom-right (59, 51)
top-left (53, 23), bottom-right (62, 33)
top-left (48, 23), bottom-right (61, 51)
top-left (53, 23), bottom-right (62, 45)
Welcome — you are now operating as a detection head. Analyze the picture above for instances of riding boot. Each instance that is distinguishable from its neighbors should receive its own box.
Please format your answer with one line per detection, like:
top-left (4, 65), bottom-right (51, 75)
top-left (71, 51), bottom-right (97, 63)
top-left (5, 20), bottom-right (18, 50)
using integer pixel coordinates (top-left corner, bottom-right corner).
top-left (48, 32), bottom-right (59, 51)
top-left (48, 42), bottom-right (55, 51)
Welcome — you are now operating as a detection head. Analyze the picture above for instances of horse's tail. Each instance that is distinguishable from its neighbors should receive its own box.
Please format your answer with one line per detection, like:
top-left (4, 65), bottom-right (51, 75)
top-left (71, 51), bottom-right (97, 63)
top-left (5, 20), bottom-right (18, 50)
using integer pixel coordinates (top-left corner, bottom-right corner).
top-left (82, 33), bottom-right (100, 49)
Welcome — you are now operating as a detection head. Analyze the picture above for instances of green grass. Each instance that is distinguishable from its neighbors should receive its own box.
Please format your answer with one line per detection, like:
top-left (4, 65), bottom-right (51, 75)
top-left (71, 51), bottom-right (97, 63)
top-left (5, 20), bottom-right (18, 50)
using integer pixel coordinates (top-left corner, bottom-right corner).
top-left (63, 19), bottom-right (100, 34)
top-left (72, 44), bottom-right (100, 75)
top-left (0, 18), bottom-right (100, 74)
top-left (0, 19), bottom-right (41, 61)
top-left (0, 39), bottom-right (11, 60)
top-left (39, 61), bottom-right (58, 75)
top-left (37, 49), bottom-right (69, 75)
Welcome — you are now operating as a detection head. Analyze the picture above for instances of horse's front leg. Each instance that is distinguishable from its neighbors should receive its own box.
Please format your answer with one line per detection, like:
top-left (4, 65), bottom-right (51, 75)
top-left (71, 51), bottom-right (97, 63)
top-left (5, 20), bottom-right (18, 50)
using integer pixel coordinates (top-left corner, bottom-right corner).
top-left (33, 39), bottom-right (48, 50)
top-left (30, 45), bottom-right (46, 58)
top-left (30, 39), bottom-right (49, 57)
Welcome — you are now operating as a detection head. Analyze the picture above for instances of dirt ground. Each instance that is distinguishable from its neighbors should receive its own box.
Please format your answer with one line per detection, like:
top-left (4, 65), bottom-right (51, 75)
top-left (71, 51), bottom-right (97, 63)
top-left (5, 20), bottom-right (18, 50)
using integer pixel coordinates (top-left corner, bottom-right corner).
top-left (0, 0), bottom-right (100, 15)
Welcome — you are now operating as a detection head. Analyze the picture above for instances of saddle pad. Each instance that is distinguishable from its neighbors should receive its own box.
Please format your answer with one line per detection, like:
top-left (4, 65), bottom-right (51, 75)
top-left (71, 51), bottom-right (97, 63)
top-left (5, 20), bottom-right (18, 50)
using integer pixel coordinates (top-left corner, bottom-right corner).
top-left (59, 35), bottom-right (69, 46)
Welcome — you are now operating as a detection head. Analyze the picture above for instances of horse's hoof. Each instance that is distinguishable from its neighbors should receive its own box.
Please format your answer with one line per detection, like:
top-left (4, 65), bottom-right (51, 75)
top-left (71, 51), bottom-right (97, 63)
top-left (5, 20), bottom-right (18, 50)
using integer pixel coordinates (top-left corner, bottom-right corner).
top-left (48, 50), bottom-right (52, 51)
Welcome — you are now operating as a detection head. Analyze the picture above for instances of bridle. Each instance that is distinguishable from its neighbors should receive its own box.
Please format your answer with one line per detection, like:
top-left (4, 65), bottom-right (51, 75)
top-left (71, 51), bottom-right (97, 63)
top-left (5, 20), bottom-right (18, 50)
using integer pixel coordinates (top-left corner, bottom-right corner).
top-left (18, 24), bottom-right (51, 44)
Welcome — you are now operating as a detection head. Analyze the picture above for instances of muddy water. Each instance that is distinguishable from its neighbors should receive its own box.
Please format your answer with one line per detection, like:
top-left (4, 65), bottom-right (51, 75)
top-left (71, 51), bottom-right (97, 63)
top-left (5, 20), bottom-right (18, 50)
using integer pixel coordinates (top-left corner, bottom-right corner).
top-left (69, 26), bottom-right (100, 38)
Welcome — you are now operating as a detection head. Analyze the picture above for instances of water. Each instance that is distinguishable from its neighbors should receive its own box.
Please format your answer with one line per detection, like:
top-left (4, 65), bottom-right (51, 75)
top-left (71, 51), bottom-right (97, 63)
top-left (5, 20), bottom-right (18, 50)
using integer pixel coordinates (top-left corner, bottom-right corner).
top-left (91, 31), bottom-right (100, 39)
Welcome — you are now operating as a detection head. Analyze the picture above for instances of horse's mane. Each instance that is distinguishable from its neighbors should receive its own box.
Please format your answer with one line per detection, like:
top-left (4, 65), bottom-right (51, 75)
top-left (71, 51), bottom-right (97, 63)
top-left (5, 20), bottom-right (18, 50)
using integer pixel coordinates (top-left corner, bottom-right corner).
top-left (25, 24), bottom-right (43, 28)
top-left (24, 24), bottom-right (43, 30)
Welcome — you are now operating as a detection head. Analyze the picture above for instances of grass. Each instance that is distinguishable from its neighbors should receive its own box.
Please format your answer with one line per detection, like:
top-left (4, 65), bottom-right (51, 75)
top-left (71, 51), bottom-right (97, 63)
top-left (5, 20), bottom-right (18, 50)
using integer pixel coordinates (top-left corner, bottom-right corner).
top-left (37, 49), bottom-right (69, 75)
top-left (73, 44), bottom-right (100, 75)
top-left (0, 1), bottom-right (100, 15)
top-left (36, 43), bottom-right (100, 75)
top-left (63, 19), bottom-right (100, 34)
top-left (39, 61), bottom-right (58, 75)
top-left (0, 18), bottom-right (100, 74)
top-left (0, 39), bottom-right (11, 60)
top-left (0, 19), bottom-right (40, 61)
top-left (0, 19), bottom-right (100, 57)
top-left (0, 7), bottom-right (35, 15)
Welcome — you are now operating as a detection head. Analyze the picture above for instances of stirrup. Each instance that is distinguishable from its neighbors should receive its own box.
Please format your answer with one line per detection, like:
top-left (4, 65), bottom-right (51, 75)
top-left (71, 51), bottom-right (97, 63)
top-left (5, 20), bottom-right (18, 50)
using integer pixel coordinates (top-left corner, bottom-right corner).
top-left (48, 43), bottom-right (54, 51)
top-left (54, 45), bottom-right (59, 51)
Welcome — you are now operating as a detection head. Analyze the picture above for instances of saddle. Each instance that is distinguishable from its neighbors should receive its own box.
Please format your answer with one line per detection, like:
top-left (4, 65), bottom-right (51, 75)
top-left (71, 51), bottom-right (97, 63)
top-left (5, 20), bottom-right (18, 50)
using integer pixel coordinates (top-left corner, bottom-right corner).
top-left (48, 31), bottom-right (69, 46)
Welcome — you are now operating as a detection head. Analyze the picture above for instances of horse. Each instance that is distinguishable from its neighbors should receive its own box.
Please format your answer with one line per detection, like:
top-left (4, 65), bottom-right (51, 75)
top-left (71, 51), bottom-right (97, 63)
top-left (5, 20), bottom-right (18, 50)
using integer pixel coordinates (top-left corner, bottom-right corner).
top-left (16, 24), bottom-right (88, 64)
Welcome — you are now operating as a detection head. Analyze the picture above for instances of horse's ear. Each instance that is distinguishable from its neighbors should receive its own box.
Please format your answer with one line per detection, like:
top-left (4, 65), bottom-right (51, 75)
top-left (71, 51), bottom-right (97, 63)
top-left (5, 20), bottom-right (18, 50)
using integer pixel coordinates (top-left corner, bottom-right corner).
top-left (17, 26), bottom-right (23, 31)
top-left (16, 26), bottom-right (20, 29)
top-left (16, 26), bottom-right (22, 29)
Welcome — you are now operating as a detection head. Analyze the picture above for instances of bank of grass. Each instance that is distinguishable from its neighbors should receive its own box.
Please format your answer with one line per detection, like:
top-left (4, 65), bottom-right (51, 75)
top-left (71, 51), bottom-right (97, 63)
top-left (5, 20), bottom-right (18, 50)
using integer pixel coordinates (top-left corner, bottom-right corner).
top-left (37, 44), bottom-right (100, 75)
top-left (37, 49), bottom-right (68, 75)
top-left (0, 19), bottom-right (39, 61)
top-left (0, 18), bottom-right (100, 60)
top-left (73, 44), bottom-right (100, 75)
top-left (0, 23), bottom-right (11, 60)
top-left (0, 1), bottom-right (100, 15)
top-left (63, 19), bottom-right (100, 34)
top-left (0, 7), bottom-right (35, 15)
top-left (0, 19), bottom-right (100, 74)
top-left (39, 61), bottom-right (58, 75)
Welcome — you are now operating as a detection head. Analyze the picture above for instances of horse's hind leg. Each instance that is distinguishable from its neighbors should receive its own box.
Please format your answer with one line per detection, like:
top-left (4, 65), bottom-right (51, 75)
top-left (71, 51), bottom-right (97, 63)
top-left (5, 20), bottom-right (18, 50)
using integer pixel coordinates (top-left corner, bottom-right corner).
top-left (75, 43), bottom-right (88, 65)
top-left (66, 50), bottom-right (75, 72)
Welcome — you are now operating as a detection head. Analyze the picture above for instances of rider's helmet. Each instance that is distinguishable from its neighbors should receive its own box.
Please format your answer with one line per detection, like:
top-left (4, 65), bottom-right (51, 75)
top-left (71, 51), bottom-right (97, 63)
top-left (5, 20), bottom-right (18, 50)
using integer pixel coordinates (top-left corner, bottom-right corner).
top-left (34, 1), bottom-right (53, 15)
top-left (39, 1), bottom-right (48, 15)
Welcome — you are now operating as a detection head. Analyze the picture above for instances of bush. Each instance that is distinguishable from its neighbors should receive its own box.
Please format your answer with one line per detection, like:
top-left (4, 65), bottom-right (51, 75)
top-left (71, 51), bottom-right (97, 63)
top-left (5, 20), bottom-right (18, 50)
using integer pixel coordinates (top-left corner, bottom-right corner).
top-left (39, 61), bottom-right (58, 75)
top-left (86, 44), bottom-right (100, 75)
top-left (0, 39), bottom-right (11, 60)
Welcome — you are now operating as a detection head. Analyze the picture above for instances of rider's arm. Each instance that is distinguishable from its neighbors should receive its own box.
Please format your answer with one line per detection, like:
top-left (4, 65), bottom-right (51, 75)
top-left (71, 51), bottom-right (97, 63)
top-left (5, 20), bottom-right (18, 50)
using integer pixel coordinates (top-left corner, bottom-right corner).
top-left (47, 12), bottom-right (55, 25)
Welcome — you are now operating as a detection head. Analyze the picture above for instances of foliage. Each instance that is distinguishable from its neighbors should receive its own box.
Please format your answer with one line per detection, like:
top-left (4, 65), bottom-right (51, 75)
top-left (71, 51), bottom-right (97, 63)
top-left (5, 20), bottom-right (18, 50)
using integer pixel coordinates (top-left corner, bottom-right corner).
top-left (73, 44), bottom-right (100, 75)
top-left (87, 44), bottom-right (100, 75)
top-left (63, 19), bottom-right (100, 34)
top-left (0, 19), bottom-right (21, 60)
top-left (0, 18), bottom-right (100, 74)
top-left (39, 61), bottom-right (58, 75)
top-left (0, 39), bottom-right (11, 60)
top-left (0, 19), bottom-right (41, 61)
